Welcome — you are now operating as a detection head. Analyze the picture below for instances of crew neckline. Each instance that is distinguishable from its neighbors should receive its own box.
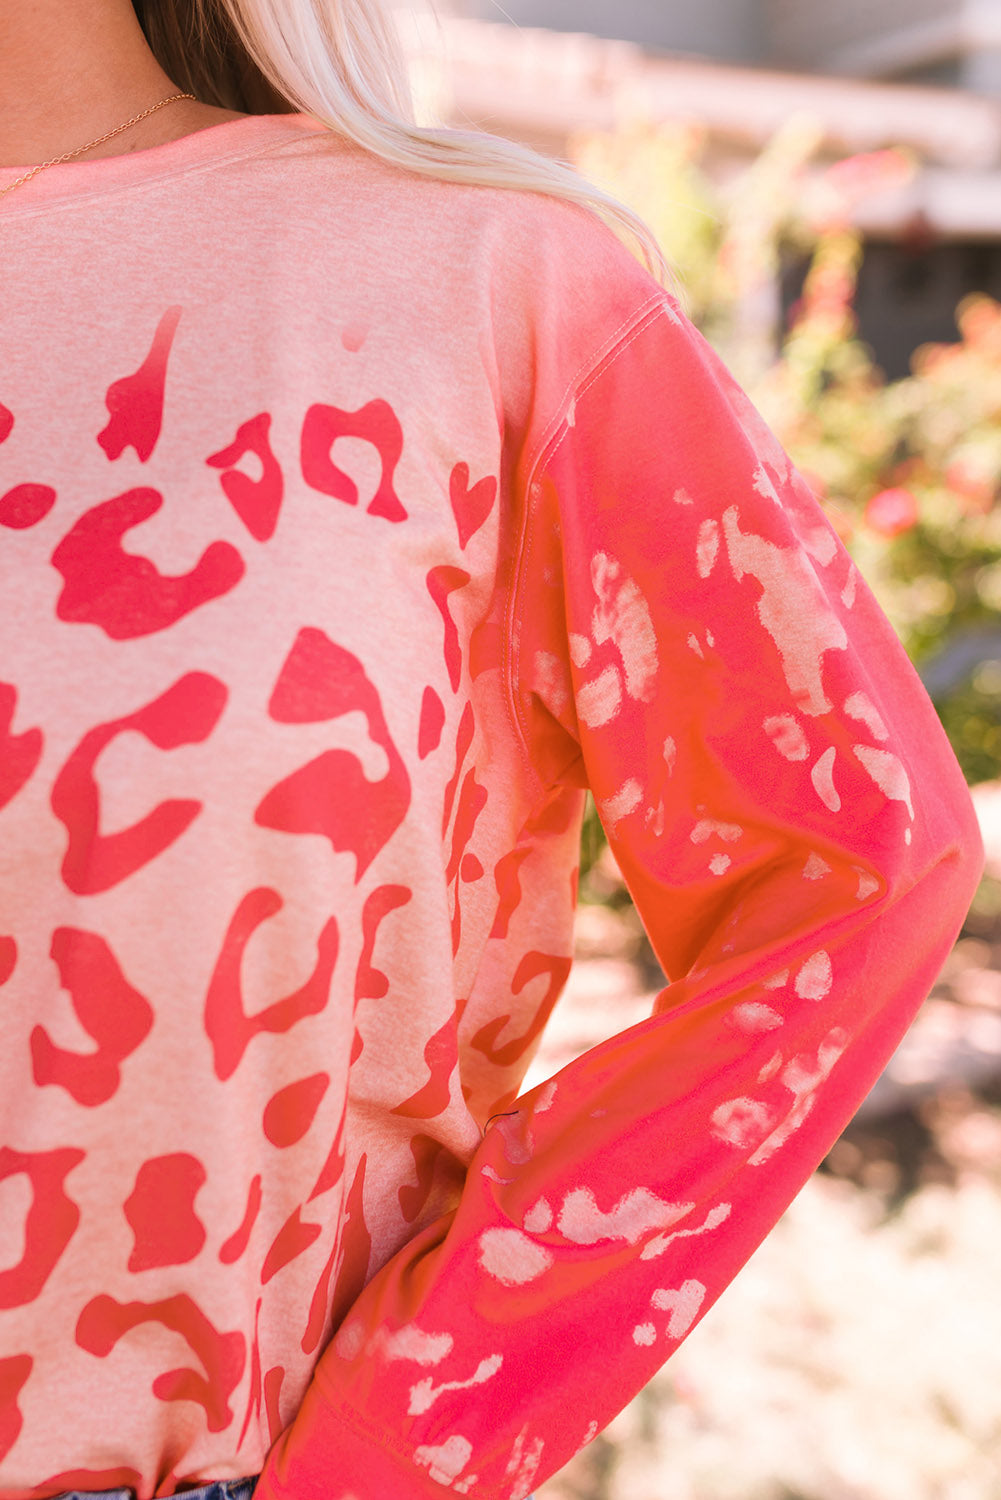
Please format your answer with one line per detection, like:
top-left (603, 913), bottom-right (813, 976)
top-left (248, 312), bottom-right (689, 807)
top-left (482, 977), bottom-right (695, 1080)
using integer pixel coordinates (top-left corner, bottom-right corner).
top-left (0, 112), bottom-right (332, 213)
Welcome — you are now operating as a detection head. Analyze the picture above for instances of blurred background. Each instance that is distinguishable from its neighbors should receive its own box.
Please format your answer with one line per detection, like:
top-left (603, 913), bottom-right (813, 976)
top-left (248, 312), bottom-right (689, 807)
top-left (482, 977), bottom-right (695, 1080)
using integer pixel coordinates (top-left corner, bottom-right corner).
top-left (397, 4), bottom-right (1001, 1495)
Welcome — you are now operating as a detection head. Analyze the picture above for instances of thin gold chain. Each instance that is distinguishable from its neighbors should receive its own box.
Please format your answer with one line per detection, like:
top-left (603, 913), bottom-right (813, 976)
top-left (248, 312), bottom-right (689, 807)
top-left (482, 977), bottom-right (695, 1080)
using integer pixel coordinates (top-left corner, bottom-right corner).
top-left (0, 92), bottom-right (198, 200)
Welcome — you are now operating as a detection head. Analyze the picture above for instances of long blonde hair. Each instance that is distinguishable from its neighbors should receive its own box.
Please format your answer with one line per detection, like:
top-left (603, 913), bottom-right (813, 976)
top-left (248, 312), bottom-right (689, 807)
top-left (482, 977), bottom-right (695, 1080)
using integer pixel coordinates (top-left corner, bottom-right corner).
top-left (132, 0), bottom-right (671, 283)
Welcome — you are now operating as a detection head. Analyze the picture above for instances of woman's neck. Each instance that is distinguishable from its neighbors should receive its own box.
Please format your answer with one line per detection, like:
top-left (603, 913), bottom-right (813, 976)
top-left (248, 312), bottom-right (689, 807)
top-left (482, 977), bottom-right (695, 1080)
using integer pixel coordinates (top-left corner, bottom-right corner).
top-left (0, 0), bottom-right (245, 169)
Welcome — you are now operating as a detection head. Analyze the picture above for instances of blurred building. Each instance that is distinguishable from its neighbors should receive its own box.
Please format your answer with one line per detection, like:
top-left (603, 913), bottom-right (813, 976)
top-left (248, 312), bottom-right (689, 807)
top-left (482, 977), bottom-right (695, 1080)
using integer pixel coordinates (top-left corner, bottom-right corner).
top-left (402, 0), bottom-right (1001, 377)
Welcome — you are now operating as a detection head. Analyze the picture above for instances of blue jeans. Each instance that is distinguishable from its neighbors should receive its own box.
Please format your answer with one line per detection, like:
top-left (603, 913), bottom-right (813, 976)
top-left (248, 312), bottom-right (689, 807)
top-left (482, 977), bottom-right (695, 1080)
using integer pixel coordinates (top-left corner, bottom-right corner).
top-left (57, 1483), bottom-right (256, 1500)
top-left (56, 1476), bottom-right (533, 1500)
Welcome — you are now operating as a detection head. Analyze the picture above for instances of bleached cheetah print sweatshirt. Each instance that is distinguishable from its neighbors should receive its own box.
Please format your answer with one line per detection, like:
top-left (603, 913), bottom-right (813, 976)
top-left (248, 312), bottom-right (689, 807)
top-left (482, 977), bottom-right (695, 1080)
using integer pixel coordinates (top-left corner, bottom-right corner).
top-left (0, 112), bottom-right (983, 1500)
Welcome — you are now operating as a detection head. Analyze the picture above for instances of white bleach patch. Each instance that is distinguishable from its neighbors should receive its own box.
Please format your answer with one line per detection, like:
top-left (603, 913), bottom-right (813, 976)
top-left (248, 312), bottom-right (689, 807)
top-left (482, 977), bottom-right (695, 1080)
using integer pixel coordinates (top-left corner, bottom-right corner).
top-left (845, 691), bottom-right (888, 741)
top-left (505, 1428), bottom-right (545, 1496)
top-left (852, 744), bottom-right (914, 817)
top-left (640, 1202), bottom-right (731, 1260)
top-left (763, 970), bottom-right (789, 990)
top-left (535, 1079), bottom-right (558, 1113)
top-left (748, 1029), bottom-right (849, 1165)
top-left (706, 628), bottom-right (715, 647)
top-left (763, 713), bottom-right (809, 761)
top-left (645, 801), bottom-right (666, 836)
top-left (811, 747), bottom-right (841, 812)
top-left (414, 1435), bottom-right (474, 1486)
top-left (752, 464), bottom-right (781, 503)
top-left (710, 853), bottom-right (731, 875)
top-left (651, 1279), bottom-right (707, 1339)
top-left (566, 396), bottom-right (577, 428)
top-left (577, 665), bottom-right (622, 728)
top-left (580, 1421), bottom-right (600, 1449)
top-left (842, 569), bottom-right (857, 608)
top-left (557, 1186), bottom-right (690, 1245)
top-left (492, 1112), bottom-right (531, 1165)
top-left (374, 1325), bottom-right (453, 1366)
top-left (795, 950), bottom-right (833, 1001)
top-left (723, 506), bottom-right (848, 715)
top-left (802, 525), bottom-right (838, 567)
top-left (590, 552), bottom-right (658, 701)
top-left (333, 1319), bottom-right (365, 1359)
top-left (803, 852), bottom-right (832, 880)
top-left (905, 827), bottom-right (912, 844)
top-left (854, 868), bottom-right (881, 901)
top-left (697, 518), bottom-right (720, 578)
top-left (478, 1227), bottom-right (553, 1284)
top-left (632, 1323), bottom-right (657, 1346)
top-left (569, 632), bottom-right (592, 668)
top-left (759, 1051), bottom-right (783, 1083)
top-left (534, 650), bottom-right (569, 716)
top-left (731, 1001), bottom-right (783, 1032)
top-left (673, 487), bottom-right (694, 506)
top-left (687, 632), bottom-right (704, 659)
top-left (711, 1095), bottom-right (773, 1149)
top-left (481, 1164), bottom-right (514, 1185)
top-left (523, 1198), bottom-right (553, 1233)
top-left (663, 737), bottom-right (677, 773)
top-left (691, 818), bottom-right (743, 844)
top-left (408, 1354), bottom-right (503, 1415)
top-left (600, 778), bottom-right (643, 829)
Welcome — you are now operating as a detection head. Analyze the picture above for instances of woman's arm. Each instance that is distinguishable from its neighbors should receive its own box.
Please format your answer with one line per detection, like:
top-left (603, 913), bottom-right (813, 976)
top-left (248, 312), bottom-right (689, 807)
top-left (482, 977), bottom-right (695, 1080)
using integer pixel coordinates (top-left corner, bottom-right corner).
top-left (254, 296), bottom-right (983, 1500)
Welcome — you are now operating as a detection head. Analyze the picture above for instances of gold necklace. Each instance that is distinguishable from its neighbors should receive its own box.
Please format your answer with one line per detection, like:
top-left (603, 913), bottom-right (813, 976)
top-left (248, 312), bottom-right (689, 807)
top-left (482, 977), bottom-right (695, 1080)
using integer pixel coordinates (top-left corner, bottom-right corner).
top-left (0, 92), bottom-right (198, 199)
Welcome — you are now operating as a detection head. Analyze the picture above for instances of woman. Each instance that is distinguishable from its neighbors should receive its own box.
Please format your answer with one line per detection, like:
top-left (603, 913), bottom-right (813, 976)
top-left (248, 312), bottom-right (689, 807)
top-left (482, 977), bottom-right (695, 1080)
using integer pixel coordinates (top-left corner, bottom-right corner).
top-left (0, 3), bottom-right (983, 1499)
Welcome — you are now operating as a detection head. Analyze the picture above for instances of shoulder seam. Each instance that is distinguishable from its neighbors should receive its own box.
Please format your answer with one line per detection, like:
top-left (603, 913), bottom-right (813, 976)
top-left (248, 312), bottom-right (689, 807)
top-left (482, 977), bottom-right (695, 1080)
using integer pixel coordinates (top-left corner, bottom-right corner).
top-left (503, 294), bottom-right (680, 791)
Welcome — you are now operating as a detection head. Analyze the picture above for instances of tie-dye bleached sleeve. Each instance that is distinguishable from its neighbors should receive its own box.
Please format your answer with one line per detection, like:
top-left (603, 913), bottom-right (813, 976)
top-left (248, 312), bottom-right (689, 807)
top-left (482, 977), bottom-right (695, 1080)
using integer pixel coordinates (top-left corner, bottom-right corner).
top-left (253, 296), bottom-right (983, 1500)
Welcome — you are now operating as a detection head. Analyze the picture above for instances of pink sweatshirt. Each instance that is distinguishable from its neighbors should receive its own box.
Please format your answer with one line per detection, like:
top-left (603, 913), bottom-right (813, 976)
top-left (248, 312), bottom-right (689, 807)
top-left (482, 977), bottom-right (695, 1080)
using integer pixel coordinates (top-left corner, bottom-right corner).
top-left (0, 112), bottom-right (983, 1500)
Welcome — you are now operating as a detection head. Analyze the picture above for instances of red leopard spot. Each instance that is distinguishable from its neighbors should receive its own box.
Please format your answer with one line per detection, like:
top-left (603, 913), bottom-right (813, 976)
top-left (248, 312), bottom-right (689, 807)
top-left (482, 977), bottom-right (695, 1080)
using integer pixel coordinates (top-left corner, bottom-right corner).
top-left (354, 885), bottom-right (411, 1002)
top-left (204, 887), bottom-right (339, 1082)
top-left (300, 1235), bottom-right (339, 1357)
top-left (398, 1133), bottom-right (465, 1224)
top-left (256, 629), bottom-right (410, 880)
top-left (75, 1293), bottom-right (245, 1433)
top-left (0, 403), bottom-right (12, 443)
top-left (260, 1207), bottom-right (322, 1285)
top-left (0, 937), bottom-right (15, 985)
top-left (207, 412), bottom-right (284, 541)
top-left (97, 306), bottom-right (181, 462)
top-left (219, 1176), bottom-right (263, 1265)
top-left (328, 1156), bottom-right (371, 1327)
top-left (300, 399), bottom-right (407, 522)
top-left (0, 683), bottom-right (42, 813)
top-left (0, 1146), bottom-right (85, 1309)
top-left (471, 950), bottom-right (573, 1067)
top-left (489, 847), bottom-right (533, 940)
top-left (307, 1102), bottom-right (347, 1204)
top-left (469, 620), bottom-right (503, 678)
top-left (0, 1354), bottom-right (32, 1463)
top-left (123, 1155), bottom-right (207, 1271)
top-left (31, 928), bottom-right (153, 1106)
top-left (51, 671), bottom-right (227, 895)
top-left (263, 1073), bottom-right (330, 1148)
top-left (263, 1366), bottom-right (286, 1443)
top-left (418, 686), bottom-right (445, 760)
top-left (391, 1004), bottom-right (465, 1120)
top-left (0, 484), bottom-right (56, 529)
top-left (441, 702), bottom-right (474, 839)
top-left (51, 487), bottom-right (244, 639)
top-left (449, 462), bottom-right (496, 549)
top-left (426, 565), bottom-right (471, 693)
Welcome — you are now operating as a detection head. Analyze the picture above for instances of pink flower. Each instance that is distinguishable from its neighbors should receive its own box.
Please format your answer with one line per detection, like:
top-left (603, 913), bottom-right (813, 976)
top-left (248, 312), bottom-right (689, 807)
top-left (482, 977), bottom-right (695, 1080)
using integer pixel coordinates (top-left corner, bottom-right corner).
top-left (864, 487), bottom-right (918, 538)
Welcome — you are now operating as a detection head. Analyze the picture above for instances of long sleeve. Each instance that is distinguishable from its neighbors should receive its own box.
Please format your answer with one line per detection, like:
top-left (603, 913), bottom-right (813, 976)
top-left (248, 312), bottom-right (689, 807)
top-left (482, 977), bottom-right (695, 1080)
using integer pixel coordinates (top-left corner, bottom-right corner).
top-left (252, 295), bottom-right (983, 1500)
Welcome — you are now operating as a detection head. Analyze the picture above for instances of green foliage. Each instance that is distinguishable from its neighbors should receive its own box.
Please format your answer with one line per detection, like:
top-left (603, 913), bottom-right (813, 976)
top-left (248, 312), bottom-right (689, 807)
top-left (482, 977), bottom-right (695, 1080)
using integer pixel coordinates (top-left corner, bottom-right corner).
top-left (569, 118), bottom-right (1001, 806)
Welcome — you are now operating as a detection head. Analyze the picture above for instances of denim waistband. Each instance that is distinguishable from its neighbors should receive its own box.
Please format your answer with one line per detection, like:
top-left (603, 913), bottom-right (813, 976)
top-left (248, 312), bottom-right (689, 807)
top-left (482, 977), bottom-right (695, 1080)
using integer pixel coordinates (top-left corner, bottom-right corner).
top-left (56, 1480), bottom-right (256, 1500)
